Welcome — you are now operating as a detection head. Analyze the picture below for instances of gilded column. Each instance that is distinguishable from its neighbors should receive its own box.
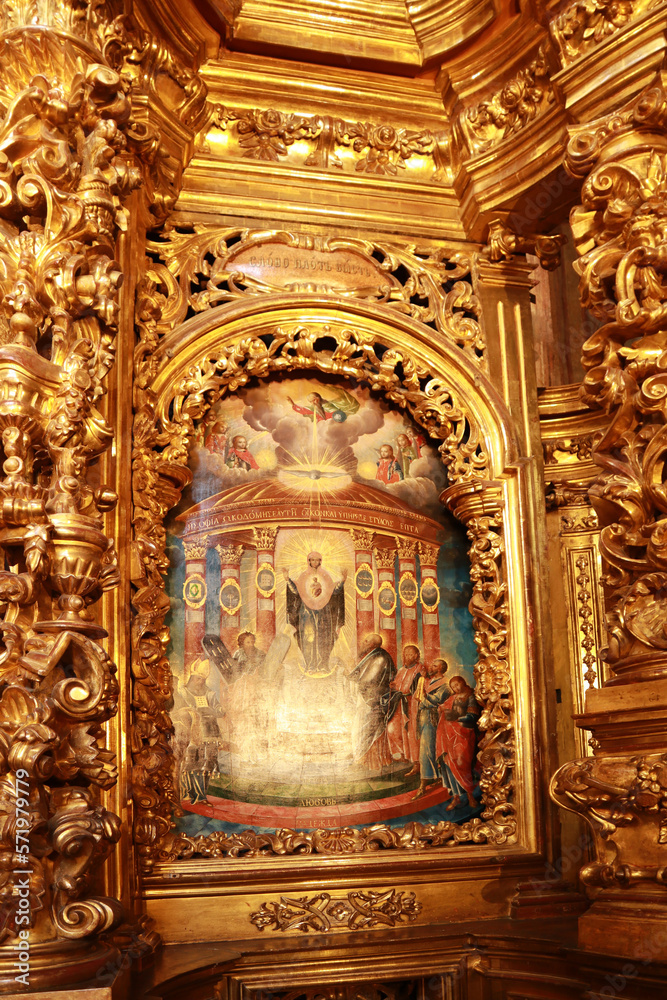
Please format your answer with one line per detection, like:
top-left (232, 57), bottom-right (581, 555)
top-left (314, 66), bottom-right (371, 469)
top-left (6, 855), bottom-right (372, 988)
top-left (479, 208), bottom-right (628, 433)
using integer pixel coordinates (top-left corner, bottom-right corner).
top-left (216, 543), bottom-right (244, 654)
top-left (253, 526), bottom-right (278, 650)
top-left (397, 539), bottom-right (420, 650)
top-left (418, 542), bottom-right (442, 665)
top-left (183, 541), bottom-right (208, 668)
top-left (350, 528), bottom-right (375, 652)
top-left (550, 76), bottom-right (667, 962)
top-left (374, 544), bottom-right (398, 664)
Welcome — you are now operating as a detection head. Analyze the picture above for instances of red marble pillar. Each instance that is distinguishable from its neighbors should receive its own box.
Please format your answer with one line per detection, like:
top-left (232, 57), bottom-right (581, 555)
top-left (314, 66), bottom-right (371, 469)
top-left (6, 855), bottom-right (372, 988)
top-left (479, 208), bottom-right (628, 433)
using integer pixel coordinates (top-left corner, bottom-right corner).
top-left (397, 539), bottom-right (419, 652)
top-left (216, 542), bottom-right (244, 656)
top-left (350, 528), bottom-right (375, 656)
top-left (183, 539), bottom-right (207, 669)
top-left (374, 543), bottom-right (398, 665)
top-left (252, 525), bottom-right (278, 651)
top-left (418, 541), bottom-right (441, 666)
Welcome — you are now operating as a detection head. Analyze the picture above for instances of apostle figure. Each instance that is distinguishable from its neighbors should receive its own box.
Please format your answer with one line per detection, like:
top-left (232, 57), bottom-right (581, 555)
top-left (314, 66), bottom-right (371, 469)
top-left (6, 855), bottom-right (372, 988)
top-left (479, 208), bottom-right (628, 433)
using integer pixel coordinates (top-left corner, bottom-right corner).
top-left (349, 633), bottom-right (396, 770)
top-left (376, 444), bottom-right (403, 485)
top-left (282, 552), bottom-right (346, 674)
top-left (386, 643), bottom-right (423, 771)
top-left (413, 659), bottom-right (450, 797)
top-left (226, 434), bottom-right (259, 471)
top-left (172, 657), bottom-right (224, 803)
top-left (436, 675), bottom-right (480, 810)
top-left (232, 631), bottom-right (265, 675)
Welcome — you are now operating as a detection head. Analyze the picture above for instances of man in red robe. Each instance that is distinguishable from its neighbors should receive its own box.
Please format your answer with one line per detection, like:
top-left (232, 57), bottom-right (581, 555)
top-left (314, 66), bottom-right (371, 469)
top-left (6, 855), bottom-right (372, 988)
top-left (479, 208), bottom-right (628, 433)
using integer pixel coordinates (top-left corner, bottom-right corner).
top-left (436, 675), bottom-right (480, 810)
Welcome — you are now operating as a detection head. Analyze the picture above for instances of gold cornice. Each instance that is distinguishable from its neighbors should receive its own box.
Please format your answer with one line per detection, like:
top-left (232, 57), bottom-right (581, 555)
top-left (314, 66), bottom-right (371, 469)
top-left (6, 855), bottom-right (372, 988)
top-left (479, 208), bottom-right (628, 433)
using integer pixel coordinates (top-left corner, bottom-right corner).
top-left (176, 158), bottom-right (465, 239)
top-left (221, 0), bottom-right (497, 71)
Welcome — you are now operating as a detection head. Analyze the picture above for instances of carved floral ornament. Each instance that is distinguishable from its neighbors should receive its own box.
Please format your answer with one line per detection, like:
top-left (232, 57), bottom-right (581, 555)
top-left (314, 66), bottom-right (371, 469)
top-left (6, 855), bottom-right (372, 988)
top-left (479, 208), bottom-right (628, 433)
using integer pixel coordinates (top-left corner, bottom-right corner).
top-left (563, 72), bottom-right (667, 685)
top-left (0, 0), bottom-right (204, 982)
top-left (131, 286), bottom-right (534, 868)
top-left (144, 227), bottom-right (487, 367)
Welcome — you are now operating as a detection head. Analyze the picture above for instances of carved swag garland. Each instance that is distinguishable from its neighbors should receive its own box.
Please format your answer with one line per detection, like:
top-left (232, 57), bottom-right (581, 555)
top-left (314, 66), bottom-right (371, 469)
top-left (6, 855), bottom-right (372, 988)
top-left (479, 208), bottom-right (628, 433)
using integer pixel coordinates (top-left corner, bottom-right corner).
top-left (132, 272), bottom-right (515, 866)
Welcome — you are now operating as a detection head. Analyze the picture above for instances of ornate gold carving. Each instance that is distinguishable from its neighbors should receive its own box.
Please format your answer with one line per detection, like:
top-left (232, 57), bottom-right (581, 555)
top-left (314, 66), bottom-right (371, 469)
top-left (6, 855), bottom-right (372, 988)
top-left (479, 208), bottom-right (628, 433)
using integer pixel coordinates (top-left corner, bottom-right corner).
top-left (252, 525), bottom-right (279, 550)
top-left (458, 44), bottom-right (554, 156)
top-left (212, 105), bottom-right (321, 162)
top-left (550, 0), bottom-right (654, 67)
top-left (131, 305), bottom-right (515, 865)
top-left (145, 229), bottom-right (486, 366)
top-left (566, 75), bottom-right (667, 684)
top-left (574, 553), bottom-right (600, 689)
top-left (459, 510), bottom-right (514, 824)
top-left (0, 0), bottom-right (190, 983)
top-left (559, 508), bottom-right (600, 533)
top-left (486, 221), bottom-right (566, 272)
top-left (249, 889), bottom-right (422, 933)
top-left (208, 105), bottom-right (446, 180)
top-left (543, 435), bottom-right (594, 465)
top-left (551, 753), bottom-right (667, 885)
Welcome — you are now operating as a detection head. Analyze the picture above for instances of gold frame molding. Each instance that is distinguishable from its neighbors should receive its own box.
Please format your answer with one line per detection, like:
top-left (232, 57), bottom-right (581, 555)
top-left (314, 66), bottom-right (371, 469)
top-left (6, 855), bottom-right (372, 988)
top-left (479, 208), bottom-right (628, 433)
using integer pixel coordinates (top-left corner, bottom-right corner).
top-left (132, 289), bottom-right (540, 874)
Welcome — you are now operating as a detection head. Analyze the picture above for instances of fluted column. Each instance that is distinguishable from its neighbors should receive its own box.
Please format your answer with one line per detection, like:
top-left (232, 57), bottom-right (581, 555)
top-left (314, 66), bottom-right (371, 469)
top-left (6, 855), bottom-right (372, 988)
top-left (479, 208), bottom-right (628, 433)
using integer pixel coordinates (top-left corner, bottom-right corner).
top-left (374, 544), bottom-right (398, 664)
top-left (550, 77), bottom-right (667, 963)
top-left (216, 543), bottom-right (244, 654)
top-left (252, 526), bottom-right (278, 649)
top-left (350, 528), bottom-right (375, 652)
top-left (183, 541), bottom-right (208, 668)
top-left (418, 542), bottom-right (441, 665)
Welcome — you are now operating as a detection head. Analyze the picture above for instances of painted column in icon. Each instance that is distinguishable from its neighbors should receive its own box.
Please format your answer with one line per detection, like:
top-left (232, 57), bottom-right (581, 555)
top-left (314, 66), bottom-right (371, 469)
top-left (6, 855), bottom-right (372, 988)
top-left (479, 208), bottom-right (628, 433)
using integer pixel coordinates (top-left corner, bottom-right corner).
top-left (418, 541), bottom-right (441, 665)
top-left (374, 543), bottom-right (398, 664)
top-left (183, 539), bottom-right (207, 668)
top-left (216, 542), bottom-right (244, 654)
top-left (253, 525), bottom-right (278, 649)
top-left (397, 539), bottom-right (419, 649)
top-left (350, 527), bottom-right (375, 653)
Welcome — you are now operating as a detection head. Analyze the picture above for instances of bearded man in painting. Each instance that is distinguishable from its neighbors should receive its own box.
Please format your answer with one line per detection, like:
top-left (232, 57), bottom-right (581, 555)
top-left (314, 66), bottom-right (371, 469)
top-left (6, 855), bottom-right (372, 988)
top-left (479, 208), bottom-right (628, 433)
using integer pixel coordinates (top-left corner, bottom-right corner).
top-left (386, 643), bottom-right (422, 772)
top-left (282, 552), bottom-right (346, 674)
top-left (350, 632), bottom-right (397, 770)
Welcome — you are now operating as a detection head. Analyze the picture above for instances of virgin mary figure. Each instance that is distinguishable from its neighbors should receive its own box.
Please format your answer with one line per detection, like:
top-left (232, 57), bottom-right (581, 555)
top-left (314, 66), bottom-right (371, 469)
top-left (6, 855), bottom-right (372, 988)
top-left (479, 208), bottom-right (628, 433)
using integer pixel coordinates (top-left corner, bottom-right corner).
top-left (283, 552), bottom-right (346, 674)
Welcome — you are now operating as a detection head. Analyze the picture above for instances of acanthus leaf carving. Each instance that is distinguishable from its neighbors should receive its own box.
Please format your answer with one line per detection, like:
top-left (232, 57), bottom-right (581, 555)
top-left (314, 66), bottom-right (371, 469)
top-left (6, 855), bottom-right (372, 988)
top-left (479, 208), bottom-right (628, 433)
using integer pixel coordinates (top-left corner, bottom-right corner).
top-left (144, 227), bottom-right (486, 367)
top-left (457, 43), bottom-right (555, 156)
top-left (564, 76), bottom-right (667, 683)
top-left (249, 889), bottom-right (422, 934)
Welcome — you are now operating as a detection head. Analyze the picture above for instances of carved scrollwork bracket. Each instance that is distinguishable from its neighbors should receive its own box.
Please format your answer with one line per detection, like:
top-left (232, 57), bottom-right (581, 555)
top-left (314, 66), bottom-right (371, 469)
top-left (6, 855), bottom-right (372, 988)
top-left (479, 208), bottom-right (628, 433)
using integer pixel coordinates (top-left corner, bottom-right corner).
top-left (551, 753), bottom-right (667, 888)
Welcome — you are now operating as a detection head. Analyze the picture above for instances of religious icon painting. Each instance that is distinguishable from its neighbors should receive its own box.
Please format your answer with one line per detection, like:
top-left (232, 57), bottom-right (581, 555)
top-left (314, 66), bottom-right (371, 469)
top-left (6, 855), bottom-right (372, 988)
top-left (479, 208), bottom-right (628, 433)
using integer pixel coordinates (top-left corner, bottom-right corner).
top-left (164, 377), bottom-right (481, 838)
